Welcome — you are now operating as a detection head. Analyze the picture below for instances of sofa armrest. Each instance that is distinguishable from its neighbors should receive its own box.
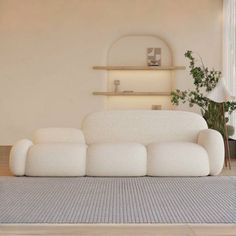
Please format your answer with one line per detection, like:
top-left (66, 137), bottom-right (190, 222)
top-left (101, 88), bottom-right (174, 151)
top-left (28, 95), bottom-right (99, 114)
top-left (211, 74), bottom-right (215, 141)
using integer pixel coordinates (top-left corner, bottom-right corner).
top-left (197, 129), bottom-right (224, 175)
top-left (9, 139), bottom-right (33, 176)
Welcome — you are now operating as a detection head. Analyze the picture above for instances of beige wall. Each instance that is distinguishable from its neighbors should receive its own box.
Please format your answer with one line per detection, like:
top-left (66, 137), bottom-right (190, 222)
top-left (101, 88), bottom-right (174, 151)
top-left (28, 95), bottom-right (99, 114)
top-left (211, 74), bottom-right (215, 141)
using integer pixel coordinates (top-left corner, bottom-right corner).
top-left (0, 0), bottom-right (222, 144)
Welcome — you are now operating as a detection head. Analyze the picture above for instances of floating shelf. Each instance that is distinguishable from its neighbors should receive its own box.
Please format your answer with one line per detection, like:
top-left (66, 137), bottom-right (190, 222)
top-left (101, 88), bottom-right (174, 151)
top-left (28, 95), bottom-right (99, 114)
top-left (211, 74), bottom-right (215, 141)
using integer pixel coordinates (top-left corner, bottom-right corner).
top-left (93, 92), bottom-right (171, 96)
top-left (93, 66), bottom-right (185, 71)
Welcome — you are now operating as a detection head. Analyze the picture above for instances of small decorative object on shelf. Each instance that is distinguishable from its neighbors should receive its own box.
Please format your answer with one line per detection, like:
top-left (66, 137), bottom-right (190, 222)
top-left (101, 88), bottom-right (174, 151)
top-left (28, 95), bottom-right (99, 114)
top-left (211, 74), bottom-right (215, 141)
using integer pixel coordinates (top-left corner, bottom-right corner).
top-left (147, 48), bottom-right (161, 66)
top-left (122, 90), bottom-right (134, 93)
top-left (152, 105), bottom-right (162, 110)
top-left (114, 80), bottom-right (120, 92)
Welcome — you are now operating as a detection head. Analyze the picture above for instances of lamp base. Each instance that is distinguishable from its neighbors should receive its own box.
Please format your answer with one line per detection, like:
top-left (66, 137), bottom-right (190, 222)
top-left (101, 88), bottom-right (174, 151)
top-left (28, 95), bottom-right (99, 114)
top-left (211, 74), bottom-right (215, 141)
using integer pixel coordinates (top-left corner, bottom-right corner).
top-left (222, 103), bottom-right (231, 169)
top-left (224, 137), bottom-right (231, 169)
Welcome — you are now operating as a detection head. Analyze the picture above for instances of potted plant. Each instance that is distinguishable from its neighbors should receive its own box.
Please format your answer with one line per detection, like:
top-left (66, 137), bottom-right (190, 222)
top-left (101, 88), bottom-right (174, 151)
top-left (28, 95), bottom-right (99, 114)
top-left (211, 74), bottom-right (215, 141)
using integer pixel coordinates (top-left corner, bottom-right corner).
top-left (171, 50), bottom-right (236, 137)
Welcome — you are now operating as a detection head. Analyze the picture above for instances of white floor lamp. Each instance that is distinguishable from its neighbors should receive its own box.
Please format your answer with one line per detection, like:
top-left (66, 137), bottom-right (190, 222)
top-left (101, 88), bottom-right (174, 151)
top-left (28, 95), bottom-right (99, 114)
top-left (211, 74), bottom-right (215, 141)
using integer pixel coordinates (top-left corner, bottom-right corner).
top-left (207, 78), bottom-right (235, 169)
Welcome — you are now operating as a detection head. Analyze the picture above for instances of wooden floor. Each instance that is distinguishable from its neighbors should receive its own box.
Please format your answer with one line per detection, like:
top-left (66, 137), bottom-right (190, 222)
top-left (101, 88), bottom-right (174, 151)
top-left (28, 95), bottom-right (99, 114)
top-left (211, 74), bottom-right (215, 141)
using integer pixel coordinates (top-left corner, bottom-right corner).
top-left (0, 146), bottom-right (236, 236)
top-left (0, 146), bottom-right (12, 176)
top-left (1, 224), bottom-right (236, 236)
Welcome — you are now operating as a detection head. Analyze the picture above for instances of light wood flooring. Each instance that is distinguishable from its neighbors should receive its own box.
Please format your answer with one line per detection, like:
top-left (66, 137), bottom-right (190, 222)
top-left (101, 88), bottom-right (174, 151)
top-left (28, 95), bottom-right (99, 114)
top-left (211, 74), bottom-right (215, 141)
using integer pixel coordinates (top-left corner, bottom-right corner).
top-left (0, 146), bottom-right (235, 236)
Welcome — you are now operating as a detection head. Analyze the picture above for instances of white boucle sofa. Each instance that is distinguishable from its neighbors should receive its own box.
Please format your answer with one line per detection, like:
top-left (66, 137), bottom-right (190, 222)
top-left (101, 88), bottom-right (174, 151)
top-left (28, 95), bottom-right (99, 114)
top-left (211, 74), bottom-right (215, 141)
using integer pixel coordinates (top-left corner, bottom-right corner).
top-left (10, 110), bottom-right (224, 177)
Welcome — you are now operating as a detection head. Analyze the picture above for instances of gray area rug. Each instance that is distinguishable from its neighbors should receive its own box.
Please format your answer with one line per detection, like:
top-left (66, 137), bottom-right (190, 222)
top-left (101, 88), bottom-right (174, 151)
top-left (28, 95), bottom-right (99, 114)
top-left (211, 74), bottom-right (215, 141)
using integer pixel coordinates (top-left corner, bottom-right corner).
top-left (0, 176), bottom-right (235, 224)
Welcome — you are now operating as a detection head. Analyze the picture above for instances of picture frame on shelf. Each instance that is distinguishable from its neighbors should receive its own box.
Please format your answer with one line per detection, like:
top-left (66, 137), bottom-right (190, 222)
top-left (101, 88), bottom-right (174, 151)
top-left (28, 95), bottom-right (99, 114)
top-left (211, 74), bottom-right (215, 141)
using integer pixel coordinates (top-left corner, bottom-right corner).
top-left (147, 48), bottom-right (161, 66)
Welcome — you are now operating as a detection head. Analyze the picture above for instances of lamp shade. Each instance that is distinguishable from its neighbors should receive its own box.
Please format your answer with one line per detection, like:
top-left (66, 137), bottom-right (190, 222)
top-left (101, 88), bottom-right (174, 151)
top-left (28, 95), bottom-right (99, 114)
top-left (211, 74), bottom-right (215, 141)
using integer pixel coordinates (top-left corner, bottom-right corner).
top-left (206, 78), bottom-right (235, 103)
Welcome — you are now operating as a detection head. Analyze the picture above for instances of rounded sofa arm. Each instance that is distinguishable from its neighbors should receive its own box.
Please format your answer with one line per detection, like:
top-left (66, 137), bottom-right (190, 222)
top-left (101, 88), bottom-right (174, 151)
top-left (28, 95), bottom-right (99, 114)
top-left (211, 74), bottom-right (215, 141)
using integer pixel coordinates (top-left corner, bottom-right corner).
top-left (9, 139), bottom-right (33, 176)
top-left (197, 129), bottom-right (224, 175)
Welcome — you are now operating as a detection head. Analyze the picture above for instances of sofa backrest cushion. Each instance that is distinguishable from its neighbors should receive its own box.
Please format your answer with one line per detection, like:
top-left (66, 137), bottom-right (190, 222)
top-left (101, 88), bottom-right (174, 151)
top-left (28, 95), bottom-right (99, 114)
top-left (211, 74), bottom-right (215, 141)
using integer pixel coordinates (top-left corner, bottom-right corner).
top-left (33, 128), bottom-right (85, 144)
top-left (82, 110), bottom-right (207, 145)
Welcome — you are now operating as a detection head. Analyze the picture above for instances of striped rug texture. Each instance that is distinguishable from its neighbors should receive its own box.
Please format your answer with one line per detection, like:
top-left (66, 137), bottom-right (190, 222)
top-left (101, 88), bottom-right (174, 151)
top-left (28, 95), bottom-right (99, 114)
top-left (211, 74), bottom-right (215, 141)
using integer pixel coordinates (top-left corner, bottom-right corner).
top-left (0, 176), bottom-right (235, 224)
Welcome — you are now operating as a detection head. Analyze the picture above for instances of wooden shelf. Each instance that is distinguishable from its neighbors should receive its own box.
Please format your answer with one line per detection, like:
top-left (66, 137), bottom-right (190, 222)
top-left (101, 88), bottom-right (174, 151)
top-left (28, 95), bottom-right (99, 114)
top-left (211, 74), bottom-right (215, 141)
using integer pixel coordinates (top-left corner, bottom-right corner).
top-left (93, 66), bottom-right (185, 71)
top-left (93, 92), bottom-right (171, 96)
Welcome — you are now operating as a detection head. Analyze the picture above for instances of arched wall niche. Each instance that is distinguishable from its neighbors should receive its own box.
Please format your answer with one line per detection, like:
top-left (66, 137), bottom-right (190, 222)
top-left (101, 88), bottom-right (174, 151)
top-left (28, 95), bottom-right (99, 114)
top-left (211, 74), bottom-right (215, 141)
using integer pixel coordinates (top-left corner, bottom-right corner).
top-left (94, 34), bottom-right (183, 110)
top-left (107, 34), bottom-right (173, 66)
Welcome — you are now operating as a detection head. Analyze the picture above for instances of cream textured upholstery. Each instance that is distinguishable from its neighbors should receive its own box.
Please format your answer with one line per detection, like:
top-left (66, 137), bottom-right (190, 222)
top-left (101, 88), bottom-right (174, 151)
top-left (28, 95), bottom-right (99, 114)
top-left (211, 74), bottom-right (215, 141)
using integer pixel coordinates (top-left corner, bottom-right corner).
top-left (10, 139), bottom-right (33, 176)
top-left (82, 110), bottom-right (207, 145)
top-left (33, 128), bottom-right (85, 144)
top-left (197, 129), bottom-right (224, 175)
top-left (87, 143), bottom-right (147, 176)
top-left (10, 111), bottom-right (224, 176)
top-left (147, 142), bottom-right (209, 176)
top-left (10, 128), bottom-right (87, 176)
top-left (25, 143), bottom-right (86, 176)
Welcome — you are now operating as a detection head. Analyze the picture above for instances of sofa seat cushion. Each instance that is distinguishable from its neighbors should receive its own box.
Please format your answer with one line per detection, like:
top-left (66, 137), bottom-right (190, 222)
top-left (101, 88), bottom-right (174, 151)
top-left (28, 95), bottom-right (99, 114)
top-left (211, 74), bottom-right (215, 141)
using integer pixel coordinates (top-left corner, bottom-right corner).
top-left (86, 143), bottom-right (147, 176)
top-left (147, 142), bottom-right (209, 176)
top-left (25, 143), bottom-right (87, 176)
